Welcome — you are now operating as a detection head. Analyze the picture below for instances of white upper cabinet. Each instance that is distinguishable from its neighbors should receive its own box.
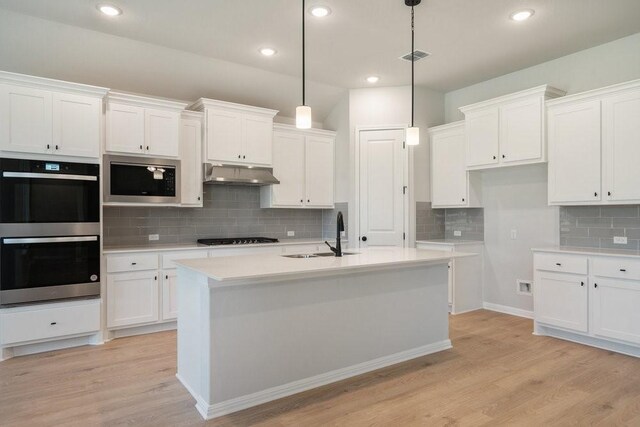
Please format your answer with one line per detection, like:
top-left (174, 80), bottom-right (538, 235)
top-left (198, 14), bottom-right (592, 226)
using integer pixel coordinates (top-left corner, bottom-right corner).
top-left (460, 85), bottom-right (565, 170)
top-left (261, 124), bottom-right (335, 209)
top-left (106, 92), bottom-right (187, 158)
top-left (547, 79), bottom-right (640, 206)
top-left (429, 122), bottom-right (481, 209)
top-left (0, 71), bottom-right (108, 159)
top-left (190, 99), bottom-right (278, 167)
top-left (180, 111), bottom-right (203, 206)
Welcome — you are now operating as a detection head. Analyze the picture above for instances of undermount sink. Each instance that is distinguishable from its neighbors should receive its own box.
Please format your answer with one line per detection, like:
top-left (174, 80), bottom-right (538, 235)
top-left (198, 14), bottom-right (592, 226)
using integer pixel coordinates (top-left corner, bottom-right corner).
top-left (282, 252), bottom-right (359, 259)
top-left (282, 254), bottom-right (319, 259)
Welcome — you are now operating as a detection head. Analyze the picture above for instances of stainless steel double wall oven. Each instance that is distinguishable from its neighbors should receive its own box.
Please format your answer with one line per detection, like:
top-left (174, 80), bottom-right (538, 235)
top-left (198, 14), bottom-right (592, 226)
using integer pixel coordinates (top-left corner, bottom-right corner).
top-left (0, 158), bottom-right (101, 306)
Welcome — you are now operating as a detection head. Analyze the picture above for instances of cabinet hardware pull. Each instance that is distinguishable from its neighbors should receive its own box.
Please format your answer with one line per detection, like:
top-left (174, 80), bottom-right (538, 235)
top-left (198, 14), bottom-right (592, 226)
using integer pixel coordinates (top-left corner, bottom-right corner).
top-left (139, 145), bottom-right (143, 150)
top-left (50, 322), bottom-right (57, 325)
top-left (492, 155), bottom-right (496, 160)
top-left (462, 198), bottom-right (465, 202)
top-left (46, 144), bottom-right (50, 149)
top-left (608, 191), bottom-right (611, 196)
top-left (154, 275), bottom-right (157, 281)
top-left (594, 192), bottom-right (598, 197)
top-left (580, 282), bottom-right (584, 286)
top-left (555, 263), bottom-right (562, 266)
top-left (300, 199), bottom-right (303, 203)
top-left (243, 155), bottom-right (246, 159)
top-left (620, 269), bottom-right (627, 272)
top-left (502, 154), bottom-right (505, 158)
top-left (594, 283), bottom-right (598, 288)
top-left (307, 199), bottom-right (310, 203)
top-left (131, 262), bottom-right (137, 265)
top-left (55, 145), bottom-right (59, 150)
top-left (198, 196), bottom-right (201, 201)
top-left (165, 275), bottom-right (168, 280)
top-left (146, 146), bottom-right (149, 151)
top-left (238, 155), bottom-right (241, 159)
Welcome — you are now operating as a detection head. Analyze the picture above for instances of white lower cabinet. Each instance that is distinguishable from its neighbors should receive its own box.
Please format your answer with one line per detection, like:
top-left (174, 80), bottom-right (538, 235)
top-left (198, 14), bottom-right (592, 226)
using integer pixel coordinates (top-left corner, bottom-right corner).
top-left (533, 249), bottom-right (640, 355)
top-left (161, 270), bottom-right (178, 321)
top-left (106, 270), bottom-right (159, 328)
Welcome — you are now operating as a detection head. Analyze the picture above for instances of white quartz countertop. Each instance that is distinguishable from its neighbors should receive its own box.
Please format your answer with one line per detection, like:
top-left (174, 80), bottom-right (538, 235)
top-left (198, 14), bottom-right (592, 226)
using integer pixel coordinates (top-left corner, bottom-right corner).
top-left (175, 247), bottom-right (474, 284)
top-left (103, 239), bottom-right (344, 254)
top-left (416, 239), bottom-right (484, 246)
top-left (532, 246), bottom-right (640, 258)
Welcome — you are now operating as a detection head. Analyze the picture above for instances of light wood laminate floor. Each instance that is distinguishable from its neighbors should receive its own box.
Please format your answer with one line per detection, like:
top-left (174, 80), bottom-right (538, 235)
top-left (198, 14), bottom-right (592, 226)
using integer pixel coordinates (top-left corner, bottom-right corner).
top-left (1, 310), bottom-right (639, 426)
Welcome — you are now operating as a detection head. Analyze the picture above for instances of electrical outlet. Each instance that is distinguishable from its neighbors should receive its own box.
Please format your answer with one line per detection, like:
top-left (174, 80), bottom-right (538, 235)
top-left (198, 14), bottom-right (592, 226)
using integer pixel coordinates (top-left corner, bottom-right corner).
top-left (148, 234), bottom-right (159, 241)
top-left (613, 236), bottom-right (628, 245)
top-left (510, 229), bottom-right (517, 240)
top-left (453, 230), bottom-right (462, 237)
top-left (287, 230), bottom-right (295, 237)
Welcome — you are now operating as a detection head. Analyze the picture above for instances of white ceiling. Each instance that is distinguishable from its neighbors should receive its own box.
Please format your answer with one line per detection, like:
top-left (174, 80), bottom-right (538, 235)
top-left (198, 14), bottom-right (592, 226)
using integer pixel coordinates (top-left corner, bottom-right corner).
top-left (0, 0), bottom-right (639, 98)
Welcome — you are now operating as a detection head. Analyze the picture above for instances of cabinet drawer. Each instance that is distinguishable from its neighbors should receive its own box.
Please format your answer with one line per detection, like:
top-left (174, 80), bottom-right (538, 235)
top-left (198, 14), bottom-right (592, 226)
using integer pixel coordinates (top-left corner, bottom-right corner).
top-left (107, 253), bottom-right (159, 273)
top-left (1, 299), bottom-right (100, 345)
top-left (534, 253), bottom-right (587, 275)
top-left (591, 257), bottom-right (640, 281)
top-left (161, 250), bottom-right (209, 269)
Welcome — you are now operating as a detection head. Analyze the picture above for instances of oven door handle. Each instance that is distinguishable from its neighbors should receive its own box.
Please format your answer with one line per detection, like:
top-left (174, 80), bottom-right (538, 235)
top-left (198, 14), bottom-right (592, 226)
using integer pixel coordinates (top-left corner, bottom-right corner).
top-left (2, 172), bottom-right (98, 182)
top-left (2, 236), bottom-right (99, 244)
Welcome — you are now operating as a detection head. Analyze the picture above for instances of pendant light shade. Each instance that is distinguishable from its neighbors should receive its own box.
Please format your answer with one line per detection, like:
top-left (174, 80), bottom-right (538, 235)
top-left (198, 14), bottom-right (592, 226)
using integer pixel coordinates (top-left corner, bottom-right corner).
top-left (405, 0), bottom-right (421, 145)
top-left (296, 0), bottom-right (312, 129)
top-left (296, 105), bottom-right (312, 129)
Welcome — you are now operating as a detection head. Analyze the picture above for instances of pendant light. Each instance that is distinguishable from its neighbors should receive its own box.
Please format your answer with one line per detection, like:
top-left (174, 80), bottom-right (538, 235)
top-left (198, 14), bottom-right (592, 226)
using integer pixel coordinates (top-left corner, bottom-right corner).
top-left (405, 0), bottom-right (420, 145)
top-left (296, 0), bottom-right (312, 129)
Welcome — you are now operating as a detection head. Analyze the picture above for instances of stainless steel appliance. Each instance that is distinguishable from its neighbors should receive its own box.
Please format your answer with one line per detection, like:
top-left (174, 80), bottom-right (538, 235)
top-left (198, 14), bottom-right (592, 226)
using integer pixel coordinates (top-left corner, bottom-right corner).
top-left (197, 237), bottom-right (279, 246)
top-left (203, 163), bottom-right (279, 186)
top-left (0, 158), bottom-right (101, 306)
top-left (104, 155), bottom-right (180, 204)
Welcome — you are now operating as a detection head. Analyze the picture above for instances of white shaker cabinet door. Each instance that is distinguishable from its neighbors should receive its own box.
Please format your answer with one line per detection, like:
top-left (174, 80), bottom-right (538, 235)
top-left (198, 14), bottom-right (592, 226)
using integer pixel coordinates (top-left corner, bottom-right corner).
top-left (305, 136), bottom-right (334, 208)
top-left (0, 84), bottom-right (52, 154)
top-left (431, 128), bottom-right (467, 207)
top-left (590, 278), bottom-right (640, 345)
top-left (271, 131), bottom-right (305, 207)
top-left (547, 100), bottom-right (602, 204)
top-left (52, 92), bottom-right (101, 158)
top-left (242, 114), bottom-right (273, 166)
top-left (107, 270), bottom-right (159, 328)
top-left (465, 108), bottom-right (499, 168)
top-left (180, 118), bottom-right (203, 206)
top-left (499, 96), bottom-right (543, 164)
top-left (602, 88), bottom-right (640, 203)
top-left (106, 102), bottom-right (145, 154)
top-left (534, 271), bottom-right (588, 333)
top-left (161, 270), bottom-right (179, 321)
top-left (206, 109), bottom-right (242, 163)
top-left (145, 108), bottom-right (180, 157)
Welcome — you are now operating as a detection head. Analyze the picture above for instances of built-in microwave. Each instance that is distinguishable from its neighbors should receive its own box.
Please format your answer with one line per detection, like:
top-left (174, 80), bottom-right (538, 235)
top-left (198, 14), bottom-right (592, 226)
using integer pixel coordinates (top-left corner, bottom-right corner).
top-left (104, 155), bottom-right (180, 204)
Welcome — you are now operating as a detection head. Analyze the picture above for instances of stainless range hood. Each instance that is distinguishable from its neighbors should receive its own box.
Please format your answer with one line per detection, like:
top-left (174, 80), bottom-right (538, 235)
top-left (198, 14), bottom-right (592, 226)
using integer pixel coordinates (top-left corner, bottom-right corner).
top-left (203, 163), bottom-right (280, 186)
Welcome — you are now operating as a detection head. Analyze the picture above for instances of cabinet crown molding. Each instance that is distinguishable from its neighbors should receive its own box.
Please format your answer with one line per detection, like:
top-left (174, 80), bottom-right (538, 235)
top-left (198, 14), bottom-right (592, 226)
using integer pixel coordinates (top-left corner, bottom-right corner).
top-left (107, 91), bottom-right (189, 111)
top-left (546, 78), bottom-right (640, 107)
top-left (189, 98), bottom-right (278, 117)
top-left (181, 110), bottom-right (204, 121)
top-left (459, 84), bottom-right (566, 113)
top-left (273, 123), bottom-right (336, 137)
top-left (0, 70), bottom-right (109, 98)
top-left (427, 121), bottom-right (465, 135)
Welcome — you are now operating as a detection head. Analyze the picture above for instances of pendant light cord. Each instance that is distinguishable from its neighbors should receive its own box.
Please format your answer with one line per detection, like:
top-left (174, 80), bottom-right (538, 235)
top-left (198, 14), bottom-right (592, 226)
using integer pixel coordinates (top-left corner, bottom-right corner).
top-left (411, 5), bottom-right (415, 127)
top-left (302, 0), bottom-right (306, 107)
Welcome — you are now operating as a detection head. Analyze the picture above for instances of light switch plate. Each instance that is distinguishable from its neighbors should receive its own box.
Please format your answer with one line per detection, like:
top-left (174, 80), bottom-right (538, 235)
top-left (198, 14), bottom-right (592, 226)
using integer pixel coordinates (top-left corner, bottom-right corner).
top-left (287, 231), bottom-right (295, 237)
top-left (148, 234), bottom-right (159, 241)
top-left (613, 236), bottom-right (628, 245)
top-left (453, 230), bottom-right (462, 237)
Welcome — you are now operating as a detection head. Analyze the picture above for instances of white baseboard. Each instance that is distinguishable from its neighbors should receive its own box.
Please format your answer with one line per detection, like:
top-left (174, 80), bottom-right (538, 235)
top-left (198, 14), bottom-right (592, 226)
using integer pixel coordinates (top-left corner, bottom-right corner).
top-left (191, 339), bottom-right (452, 420)
top-left (1, 333), bottom-right (102, 362)
top-left (535, 323), bottom-right (640, 358)
top-left (483, 302), bottom-right (533, 319)
top-left (109, 321), bottom-right (177, 339)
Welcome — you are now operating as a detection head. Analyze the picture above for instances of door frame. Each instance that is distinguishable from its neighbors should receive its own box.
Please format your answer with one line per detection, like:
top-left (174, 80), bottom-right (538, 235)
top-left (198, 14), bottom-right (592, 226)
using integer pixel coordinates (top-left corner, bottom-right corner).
top-left (354, 125), bottom-right (413, 249)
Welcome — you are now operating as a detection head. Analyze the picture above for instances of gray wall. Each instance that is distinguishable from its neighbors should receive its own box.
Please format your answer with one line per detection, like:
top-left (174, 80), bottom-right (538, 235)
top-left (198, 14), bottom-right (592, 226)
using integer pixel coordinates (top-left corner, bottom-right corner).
top-left (415, 202), bottom-right (445, 241)
top-left (104, 186), bottom-right (346, 247)
top-left (444, 209), bottom-right (484, 241)
top-left (560, 205), bottom-right (640, 251)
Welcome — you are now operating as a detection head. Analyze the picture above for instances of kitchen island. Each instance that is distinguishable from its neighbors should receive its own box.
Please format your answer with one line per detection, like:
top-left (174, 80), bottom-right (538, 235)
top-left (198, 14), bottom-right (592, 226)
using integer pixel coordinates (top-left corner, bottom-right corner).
top-left (174, 247), bottom-right (471, 420)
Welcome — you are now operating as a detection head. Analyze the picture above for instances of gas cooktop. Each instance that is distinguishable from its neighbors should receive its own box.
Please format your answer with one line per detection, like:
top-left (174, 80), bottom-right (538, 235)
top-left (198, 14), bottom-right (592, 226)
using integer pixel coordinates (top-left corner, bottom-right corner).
top-left (197, 237), bottom-right (279, 246)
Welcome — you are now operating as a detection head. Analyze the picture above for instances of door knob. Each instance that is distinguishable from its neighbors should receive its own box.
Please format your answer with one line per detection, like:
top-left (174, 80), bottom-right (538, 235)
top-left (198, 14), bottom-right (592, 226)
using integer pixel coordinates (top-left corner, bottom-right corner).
top-left (361, 236), bottom-right (368, 242)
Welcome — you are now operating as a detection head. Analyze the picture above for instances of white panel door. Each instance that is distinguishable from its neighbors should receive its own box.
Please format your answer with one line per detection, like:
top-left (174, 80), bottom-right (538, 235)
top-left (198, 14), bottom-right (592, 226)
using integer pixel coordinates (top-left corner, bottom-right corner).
top-left (242, 115), bottom-right (273, 166)
top-left (107, 270), bottom-right (159, 328)
top-left (161, 270), bottom-right (178, 321)
top-left (180, 118), bottom-right (203, 206)
top-left (0, 84), bottom-right (52, 154)
top-left (359, 129), bottom-right (404, 247)
top-left (534, 272), bottom-right (588, 332)
top-left (106, 102), bottom-right (145, 154)
top-left (52, 93), bottom-right (101, 158)
top-left (431, 128), bottom-right (467, 207)
top-left (206, 109), bottom-right (242, 163)
top-left (602, 89), bottom-right (640, 203)
top-left (499, 96), bottom-right (543, 163)
top-left (465, 108), bottom-right (499, 167)
top-left (591, 278), bottom-right (640, 345)
top-left (145, 109), bottom-right (179, 157)
top-left (271, 131), bottom-right (305, 207)
top-left (305, 136), bottom-right (334, 208)
top-left (547, 100), bottom-right (602, 204)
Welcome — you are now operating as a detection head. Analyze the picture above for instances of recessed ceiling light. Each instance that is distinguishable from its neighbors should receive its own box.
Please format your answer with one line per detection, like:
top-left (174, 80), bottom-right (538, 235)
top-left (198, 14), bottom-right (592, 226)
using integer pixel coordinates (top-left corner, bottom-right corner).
top-left (366, 76), bottom-right (380, 84)
top-left (97, 4), bottom-right (122, 16)
top-left (310, 5), bottom-right (331, 18)
top-left (259, 47), bottom-right (277, 57)
top-left (510, 9), bottom-right (534, 21)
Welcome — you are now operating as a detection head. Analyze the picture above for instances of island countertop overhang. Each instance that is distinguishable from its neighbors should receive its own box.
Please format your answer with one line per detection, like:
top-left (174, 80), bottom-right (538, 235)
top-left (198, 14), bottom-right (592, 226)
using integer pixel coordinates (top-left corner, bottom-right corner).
top-left (175, 247), bottom-right (475, 287)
